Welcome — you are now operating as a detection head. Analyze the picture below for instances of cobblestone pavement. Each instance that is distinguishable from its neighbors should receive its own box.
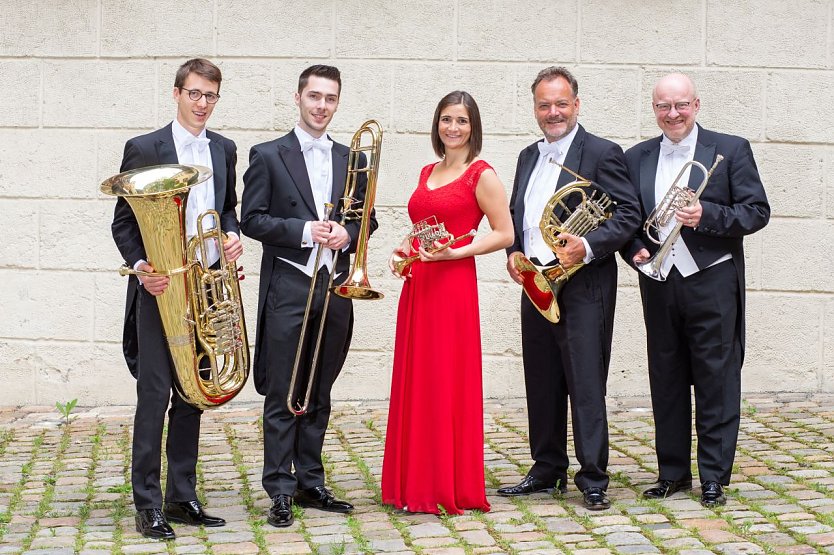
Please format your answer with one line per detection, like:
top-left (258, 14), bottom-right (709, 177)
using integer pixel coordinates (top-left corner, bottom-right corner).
top-left (1, 394), bottom-right (833, 554)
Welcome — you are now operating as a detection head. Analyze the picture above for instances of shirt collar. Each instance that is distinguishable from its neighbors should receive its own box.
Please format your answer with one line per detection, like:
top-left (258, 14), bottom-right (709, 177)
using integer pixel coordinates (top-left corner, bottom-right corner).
top-left (171, 119), bottom-right (208, 144)
top-left (541, 122), bottom-right (580, 156)
top-left (294, 124), bottom-right (329, 146)
top-left (661, 125), bottom-right (698, 148)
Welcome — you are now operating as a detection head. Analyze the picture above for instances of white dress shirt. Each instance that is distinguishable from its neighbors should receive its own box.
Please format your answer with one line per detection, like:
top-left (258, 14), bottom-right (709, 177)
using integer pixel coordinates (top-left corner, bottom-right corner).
top-left (278, 125), bottom-right (335, 277)
top-left (654, 126), bottom-right (729, 278)
top-left (523, 125), bottom-right (593, 265)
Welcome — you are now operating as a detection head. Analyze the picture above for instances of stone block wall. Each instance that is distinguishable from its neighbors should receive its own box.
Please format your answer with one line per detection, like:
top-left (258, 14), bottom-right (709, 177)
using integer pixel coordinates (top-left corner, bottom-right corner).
top-left (1, 0), bottom-right (830, 405)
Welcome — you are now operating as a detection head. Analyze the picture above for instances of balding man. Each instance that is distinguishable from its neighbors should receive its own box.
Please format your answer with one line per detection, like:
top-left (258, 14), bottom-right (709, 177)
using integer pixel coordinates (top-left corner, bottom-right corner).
top-left (621, 73), bottom-right (769, 507)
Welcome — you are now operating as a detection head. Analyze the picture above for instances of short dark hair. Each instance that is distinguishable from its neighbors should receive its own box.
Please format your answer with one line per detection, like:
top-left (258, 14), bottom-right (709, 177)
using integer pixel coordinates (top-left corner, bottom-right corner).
top-left (298, 64), bottom-right (342, 95)
top-left (531, 66), bottom-right (579, 97)
top-left (430, 91), bottom-right (483, 164)
top-left (174, 58), bottom-right (222, 91)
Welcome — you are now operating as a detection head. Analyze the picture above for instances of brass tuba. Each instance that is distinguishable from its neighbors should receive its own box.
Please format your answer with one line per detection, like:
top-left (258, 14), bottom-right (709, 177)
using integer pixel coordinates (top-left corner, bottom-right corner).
top-left (286, 119), bottom-right (384, 416)
top-left (637, 155), bottom-right (723, 281)
top-left (516, 163), bottom-right (613, 323)
top-left (101, 164), bottom-right (250, 410)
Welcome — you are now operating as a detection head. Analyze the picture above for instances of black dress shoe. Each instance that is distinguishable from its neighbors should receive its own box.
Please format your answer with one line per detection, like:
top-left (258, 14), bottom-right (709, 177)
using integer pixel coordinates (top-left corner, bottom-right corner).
top-left (135, 508), bottom-right (176, 540)
top-left (164, 500), bottom-right (226, 527)
top-left (268, 494), bottom-right (294, 527)
top-left (642, 478), bottom-right (693, 499)
top-left (700, 481), bottom-right (726, 507)
top-left (295, 486), bottom-right (354, 513)
top-left (582, 487), bottom-right (611, 510)
top-left (497, 475), bottom-right (566, 496)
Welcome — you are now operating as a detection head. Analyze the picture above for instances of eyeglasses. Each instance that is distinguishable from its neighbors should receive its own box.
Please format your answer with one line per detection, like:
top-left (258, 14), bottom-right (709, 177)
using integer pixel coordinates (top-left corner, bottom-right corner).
top-left (654, 101), bottom-right (694, 113)
top-left (181, 88), bottom-right (220, 104)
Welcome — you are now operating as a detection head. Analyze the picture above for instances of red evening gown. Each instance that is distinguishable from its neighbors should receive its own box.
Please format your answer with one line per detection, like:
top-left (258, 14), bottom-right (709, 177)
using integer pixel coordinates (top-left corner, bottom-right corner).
top-left (381, 160), bottom-right (492, 515)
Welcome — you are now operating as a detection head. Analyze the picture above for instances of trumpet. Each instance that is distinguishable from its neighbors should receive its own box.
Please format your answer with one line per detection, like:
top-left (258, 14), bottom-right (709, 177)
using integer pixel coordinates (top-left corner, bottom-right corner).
top-left (286, 120), bottom-right (383, 417)
top-left (517, 163), bottom-right (613, 323)
top-left (391, 216), bottom-right (476, 277)
top-left (637, 155), bottom-right (723, 281)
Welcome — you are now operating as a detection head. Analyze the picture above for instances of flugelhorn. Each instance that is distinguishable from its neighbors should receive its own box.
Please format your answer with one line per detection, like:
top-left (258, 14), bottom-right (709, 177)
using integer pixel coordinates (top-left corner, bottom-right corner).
top-left (287, 119), bottom-right (384, 416)
top-left (101, 164), bottom-right (249, 410)
top-left (637, 155), bottom-right (723, 281)
top-left (391, 216), bottom-right (476, 278)
top-left (516, 162), bottom-right (613, 323)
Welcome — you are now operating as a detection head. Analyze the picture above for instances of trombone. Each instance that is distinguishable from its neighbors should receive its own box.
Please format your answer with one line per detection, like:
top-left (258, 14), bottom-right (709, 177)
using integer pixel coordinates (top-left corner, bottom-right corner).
top-left (286, 120), bottom-right (384, 416)
top-left (637, 155), bottom-right (723, 281)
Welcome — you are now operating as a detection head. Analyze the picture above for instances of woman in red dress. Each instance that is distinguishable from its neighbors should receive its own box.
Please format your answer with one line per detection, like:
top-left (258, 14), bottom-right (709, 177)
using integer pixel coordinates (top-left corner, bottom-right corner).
top-left (381, 91), bottom-right (514, 514)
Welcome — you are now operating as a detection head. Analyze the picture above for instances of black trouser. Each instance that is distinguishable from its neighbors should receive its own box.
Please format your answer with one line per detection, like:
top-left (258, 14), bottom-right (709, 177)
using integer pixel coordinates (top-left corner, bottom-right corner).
top-left (639, 261), bottom-right (742, 485)
top-left (520, 261), bottom-right (615, 492)
top-left (132, 287), bottom-right (202, 510)
top-left (260, 260), bottom-right (353, 497)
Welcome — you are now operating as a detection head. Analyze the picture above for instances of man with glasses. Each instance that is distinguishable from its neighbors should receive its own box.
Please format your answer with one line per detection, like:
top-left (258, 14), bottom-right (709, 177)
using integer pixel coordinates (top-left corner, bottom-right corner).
top-left (621, 73), bottom-right (769, 507)
top-left (111, 58), bottom-right (242, 539)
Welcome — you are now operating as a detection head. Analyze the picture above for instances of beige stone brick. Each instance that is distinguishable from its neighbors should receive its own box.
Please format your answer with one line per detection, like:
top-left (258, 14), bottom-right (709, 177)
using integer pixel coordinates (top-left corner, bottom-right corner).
top-left (0, 130), bottom-right (98, 199)
top-left (0, 61), bottom-right (40, 127)
top-left (744, 293), bottom-right (821, 391)
top-left (0, 0), bottom-right (97, 57)
top-left (580, 0), bottom-right (701, 65)
top-left (743, 233), bottom-right (764, 291)
top-left (337, 352), bottom-right (393, 400)
top-left (0, 341), bottom-right (37, 404)
top-left (391, 63), bottom-right (516, 135)
top-left (43, 61), bottom-right (156, 128)
top-left (823, 300), bottom-right (834, 392)
top-left (93, 272), bottom-right (126, 343)
top-left (577, 68), bottom-right (641, 141)
top-left (92, 344), bottom-right (138, 405)
top-left (483, 355), bottom-right (525, 398)
top-left (0, 200), bottom-right (38, 269)
top-left (609, 287), bottom-right (650, 396)
top-left (0, 270), bottom-right (95, 341)
top-left (39, 200), bottom-right (114, 271)
top-left (479, 282), bottom-right (522, 357)
top-left (324, 62), bottom-right (393, 137)
top-left (217, 0), bottom-right (332, 57)
top-left (100, 0), bottom-right (213, 56)
top-left (640, 70), bottom-right (766, 142)
top-left (156, 60), bottom-right (275, 131)
top-left (335, 0), bottom-right (454, 60)
top-left (458, 0), bottom-right (578, 62)
top-left (96, 130), bottom-right (149, 189)
top-left (828, 152), bottom-right (834, 220)
top-left (752, 144), bottom-right (824, 219)
top-left (758, 220), bottom-right (834, 292)
top-left (707, 0), bottom-right (828, 68)
top-left (766, 72), bottom-right (834, 143)
top-left (373, 135), bottom-right (437, 208)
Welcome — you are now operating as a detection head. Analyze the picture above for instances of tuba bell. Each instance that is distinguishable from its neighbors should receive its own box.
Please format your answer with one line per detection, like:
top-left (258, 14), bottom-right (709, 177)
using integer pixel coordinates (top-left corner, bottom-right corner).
top-left (286, 119), bottom-right (384, 416)
top-left (101, 164), bottom-right (250, 410)
top-left (637, 155), bottom-right (723, 281)
top-left (516, 163), bottom-right (613, 323)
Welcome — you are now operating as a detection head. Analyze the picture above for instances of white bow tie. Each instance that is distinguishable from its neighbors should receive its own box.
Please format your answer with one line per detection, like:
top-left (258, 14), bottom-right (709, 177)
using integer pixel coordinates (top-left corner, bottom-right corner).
top-left (182, 135), bottom-right (211, 153)
top-left (301, 138), bottom-right (333, 153)
top-left (660, 142), bottom-right (691, 157)
top-left (538, 140), bottom-right (561, 159)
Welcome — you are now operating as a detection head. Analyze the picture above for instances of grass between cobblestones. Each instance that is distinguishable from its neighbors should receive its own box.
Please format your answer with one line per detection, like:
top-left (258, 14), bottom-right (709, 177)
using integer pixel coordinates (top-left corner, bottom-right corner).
top-left (1, 397), bottom-right (834, 554)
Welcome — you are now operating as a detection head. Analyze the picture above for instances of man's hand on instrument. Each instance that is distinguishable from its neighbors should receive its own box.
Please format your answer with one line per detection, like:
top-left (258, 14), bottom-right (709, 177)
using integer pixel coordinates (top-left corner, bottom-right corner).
top-left (311, 221), bottom-right (332, 244)
top-left (553, 233), bottom-right (586, 268)
top-left (325, 221), bottom-right (350, 250)
top-left (137, 262), bottom-right (169, 296)
top-left (223, 234), bottom-right (243, 262)
top-left (676, 199), bottom-right (702, 228)
top-left (506, 251), bottom-right (524, 285)
top-left (632, 248), bottom-right (650, 265)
